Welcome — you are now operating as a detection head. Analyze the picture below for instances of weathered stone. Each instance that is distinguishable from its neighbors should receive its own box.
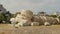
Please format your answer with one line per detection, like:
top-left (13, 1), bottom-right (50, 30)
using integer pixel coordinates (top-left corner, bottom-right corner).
top-left (44, 22), bottom-right (50, 26)
top-left (39, 16), bottom-right (58, 25)
top-left (46, 17), bottom-right (58, 25)
top-left (55, 18), bottom-right (60, 24)
top-left (39, 16), bottom-right (47, 25)
top-left (21, 9), bottom-right (33, 19)
top-left (15, 19), bottom-right (31, 27)
top-left (10, 9), bottom-right (60, 27)
top-left (14, 9), bottom-right (33, 27)
top-left (31, 22), bottom-right (40, 26)
top-left (16, 9), bottom-right (33, 22)
top-left (10, 18), bottom-right (16, 24)
top-left (21, 9), bottom-right (33, 15)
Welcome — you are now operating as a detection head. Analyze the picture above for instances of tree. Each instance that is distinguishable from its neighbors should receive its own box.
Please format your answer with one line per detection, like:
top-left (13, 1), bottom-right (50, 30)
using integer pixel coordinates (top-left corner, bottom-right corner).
top-left (0, 11), bottom-right (13, 24)
top-left (0, 14), bottom-right (5, 23)
top-left (49, 15), bottom-right (57, 18)
top-left (58, 16), bottom-right (60, 19)
top-left (37, 12), bottom-right (46, 16)
top-left (4, 11), bottom-right (12, 23)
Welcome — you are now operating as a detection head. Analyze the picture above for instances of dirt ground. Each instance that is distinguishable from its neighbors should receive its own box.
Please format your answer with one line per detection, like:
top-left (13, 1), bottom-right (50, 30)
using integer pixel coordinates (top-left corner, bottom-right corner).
top-left (0, 24), bottom-right (60, 34)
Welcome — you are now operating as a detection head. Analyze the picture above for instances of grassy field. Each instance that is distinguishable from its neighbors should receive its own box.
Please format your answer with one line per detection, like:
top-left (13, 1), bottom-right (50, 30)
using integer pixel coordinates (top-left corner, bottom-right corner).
top-left (0, 24), bottom-right (60, 34)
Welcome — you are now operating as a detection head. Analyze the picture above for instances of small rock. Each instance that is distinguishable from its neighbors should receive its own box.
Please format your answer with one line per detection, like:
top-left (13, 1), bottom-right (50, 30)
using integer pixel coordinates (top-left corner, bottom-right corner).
top-left (44, 22), bottom-right (50, 26)
top-left (31, 22), bottom-right (40, 26)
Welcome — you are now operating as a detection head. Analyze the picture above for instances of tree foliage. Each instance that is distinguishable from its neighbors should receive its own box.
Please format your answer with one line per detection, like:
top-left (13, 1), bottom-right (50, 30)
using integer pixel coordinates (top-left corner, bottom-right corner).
top-left (58, 16), bottom-right (60, 19)
top-left (0, 14), bottom-right (5, 23)
top-left (0, 11), bottom-right (13, 23)
top-left (49, 15), bottom-right (57, 18)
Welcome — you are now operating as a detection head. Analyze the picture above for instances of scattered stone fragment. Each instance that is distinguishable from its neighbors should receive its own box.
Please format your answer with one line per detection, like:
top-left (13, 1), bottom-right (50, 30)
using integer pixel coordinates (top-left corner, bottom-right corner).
top-left (31, 22), bottom-right (40, 26)
top-left (44, 22), bottom-right (50, 26)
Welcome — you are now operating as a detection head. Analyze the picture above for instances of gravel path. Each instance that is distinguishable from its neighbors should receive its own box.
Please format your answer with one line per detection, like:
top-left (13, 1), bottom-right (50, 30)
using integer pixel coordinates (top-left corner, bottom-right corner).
top-left (0, 24), bottom-right (60, 34)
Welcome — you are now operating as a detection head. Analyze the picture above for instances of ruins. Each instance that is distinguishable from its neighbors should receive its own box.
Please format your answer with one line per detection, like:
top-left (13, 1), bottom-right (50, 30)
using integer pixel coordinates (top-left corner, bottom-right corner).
top-left (10, 9), bottom-right (60, 27)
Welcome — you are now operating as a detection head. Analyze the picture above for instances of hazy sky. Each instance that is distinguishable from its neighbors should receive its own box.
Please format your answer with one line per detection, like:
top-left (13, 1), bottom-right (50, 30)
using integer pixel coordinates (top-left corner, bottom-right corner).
top-left (0, 0), bottom-right (60, 14)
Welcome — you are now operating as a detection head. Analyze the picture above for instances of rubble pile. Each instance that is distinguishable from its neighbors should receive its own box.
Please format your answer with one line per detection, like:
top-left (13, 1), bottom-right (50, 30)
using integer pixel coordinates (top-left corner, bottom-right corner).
top-left (10, 9), bottom-right (60, 27)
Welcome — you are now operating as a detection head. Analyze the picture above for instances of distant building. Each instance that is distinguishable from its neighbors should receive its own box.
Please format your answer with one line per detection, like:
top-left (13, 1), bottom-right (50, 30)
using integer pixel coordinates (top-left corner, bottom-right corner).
top-left (38, 12), bottom-right (46, 16)
top-left (0, 4), bottom-right (7, 14)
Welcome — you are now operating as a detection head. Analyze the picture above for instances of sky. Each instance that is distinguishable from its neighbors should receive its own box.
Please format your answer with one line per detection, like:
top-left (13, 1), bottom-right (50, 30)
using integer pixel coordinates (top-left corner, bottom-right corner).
top-left (0, 0), bottom-right (60, 14)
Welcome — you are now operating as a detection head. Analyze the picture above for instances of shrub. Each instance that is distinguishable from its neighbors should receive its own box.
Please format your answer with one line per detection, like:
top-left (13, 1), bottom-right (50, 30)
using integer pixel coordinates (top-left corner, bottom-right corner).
top-left (49, 15), bottom-right (57, 18)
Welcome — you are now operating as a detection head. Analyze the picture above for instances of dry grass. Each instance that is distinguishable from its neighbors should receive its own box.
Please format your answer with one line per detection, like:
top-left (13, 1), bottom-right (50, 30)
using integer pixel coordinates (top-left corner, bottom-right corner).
top-left (0, 24), bottom-right (60, 34)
